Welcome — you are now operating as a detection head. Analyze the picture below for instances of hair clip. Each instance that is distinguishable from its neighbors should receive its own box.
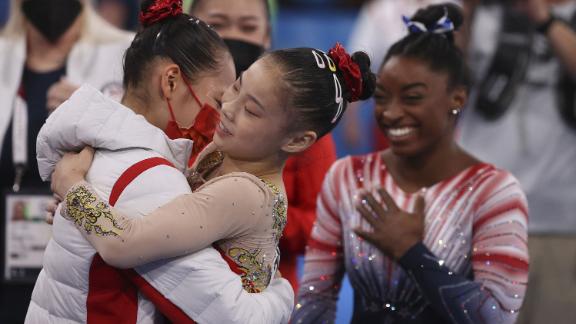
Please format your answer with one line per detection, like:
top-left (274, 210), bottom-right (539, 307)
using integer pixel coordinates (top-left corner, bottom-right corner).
top-left (431, 8), bottom-right (454, 35)
top-left (402, 7), bottom-right (454, 35)
top-left (402, 15), bottom-right (427, 34)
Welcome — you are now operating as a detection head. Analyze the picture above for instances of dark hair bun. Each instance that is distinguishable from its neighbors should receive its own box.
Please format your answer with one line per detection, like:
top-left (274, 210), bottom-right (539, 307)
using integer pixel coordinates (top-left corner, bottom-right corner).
top-left (412, 3), bottom-right (463, 42)
top-left (351, 51), bottom-right (376, 101)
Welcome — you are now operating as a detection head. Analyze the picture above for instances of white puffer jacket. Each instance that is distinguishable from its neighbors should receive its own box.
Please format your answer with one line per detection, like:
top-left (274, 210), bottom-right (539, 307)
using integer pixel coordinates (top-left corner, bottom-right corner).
top-left (26, 85), bottom-right (294, 324)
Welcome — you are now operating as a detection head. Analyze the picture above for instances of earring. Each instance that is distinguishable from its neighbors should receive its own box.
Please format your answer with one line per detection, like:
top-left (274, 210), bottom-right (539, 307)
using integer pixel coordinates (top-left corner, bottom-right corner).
top-left (450, 108), bottom-right (461, 116)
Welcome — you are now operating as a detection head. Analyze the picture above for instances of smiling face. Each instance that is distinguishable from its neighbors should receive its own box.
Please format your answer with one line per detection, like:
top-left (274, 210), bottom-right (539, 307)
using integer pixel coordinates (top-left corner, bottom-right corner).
top-left (374, 56), bottom-right (466, 157)
top-left (214, 56), bottom-right (292, 161)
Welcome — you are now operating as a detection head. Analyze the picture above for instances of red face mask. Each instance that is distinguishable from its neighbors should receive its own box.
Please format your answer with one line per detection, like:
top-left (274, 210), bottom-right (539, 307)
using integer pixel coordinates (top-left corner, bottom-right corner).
top-left (164, 78), bottom-right (220, 166)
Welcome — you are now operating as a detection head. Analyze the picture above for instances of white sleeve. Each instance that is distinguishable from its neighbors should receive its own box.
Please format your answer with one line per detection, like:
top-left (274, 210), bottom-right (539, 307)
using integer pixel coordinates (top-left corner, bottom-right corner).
top-left (36, 85), bottom-right (192, 181)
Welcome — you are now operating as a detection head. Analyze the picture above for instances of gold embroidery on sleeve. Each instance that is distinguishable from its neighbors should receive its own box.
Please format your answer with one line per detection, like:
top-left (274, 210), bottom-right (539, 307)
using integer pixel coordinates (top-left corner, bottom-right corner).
top-left (65, 184), bottom-right (124, 237)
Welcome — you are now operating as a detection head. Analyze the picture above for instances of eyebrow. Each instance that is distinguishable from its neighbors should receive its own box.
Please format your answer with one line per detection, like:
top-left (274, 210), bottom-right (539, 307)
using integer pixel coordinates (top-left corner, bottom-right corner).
top-left (207, 13), bottom-right (230, 21)
top-left (239, 73), bottom-right (265, 112)
top-left (208, 13), bottom-right (261, 22)
top-left (401, 83), bottom-right (427, 91)
top-left (238, 16), bottom-right (261, 22)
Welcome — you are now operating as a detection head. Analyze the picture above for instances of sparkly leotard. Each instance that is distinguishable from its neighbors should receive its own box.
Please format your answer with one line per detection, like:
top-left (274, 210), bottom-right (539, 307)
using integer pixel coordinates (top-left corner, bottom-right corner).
top-left (292, 152), bottom-right (529, 323)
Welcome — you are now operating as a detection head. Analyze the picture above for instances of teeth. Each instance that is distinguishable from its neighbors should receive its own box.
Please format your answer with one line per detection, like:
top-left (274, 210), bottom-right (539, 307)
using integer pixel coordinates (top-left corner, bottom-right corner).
top-left (388, 127), bottom-right (414, 137)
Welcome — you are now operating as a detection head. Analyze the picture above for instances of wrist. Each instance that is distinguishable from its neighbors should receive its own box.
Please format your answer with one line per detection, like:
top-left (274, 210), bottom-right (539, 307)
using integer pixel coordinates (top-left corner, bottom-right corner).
top-left (60, 177), bottom-right (85, 199)
top-left (391, 238), bottom-right (420, 260)
top-left (535, 13), bottom-right (558, 35)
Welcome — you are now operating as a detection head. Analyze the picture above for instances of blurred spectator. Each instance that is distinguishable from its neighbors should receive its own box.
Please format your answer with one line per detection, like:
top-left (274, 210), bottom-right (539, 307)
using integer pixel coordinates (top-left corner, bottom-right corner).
top-left (0, 0), bottom-right (9, 27)
top-left (458, 0), bottom-right (576, 322)
top-left (342, 0), bottom-right (461, 153)
top-left (190, 0), bottom-right (338, 294)
top-left (96, 0), bottom-right (140, 31)
top-left (0, 0), bottom-right (133, 322)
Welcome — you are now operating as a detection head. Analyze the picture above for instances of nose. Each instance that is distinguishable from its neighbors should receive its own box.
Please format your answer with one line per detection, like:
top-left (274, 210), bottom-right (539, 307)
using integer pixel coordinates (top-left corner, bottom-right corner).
top-left (220, 103), bottom-right (234, 121)
top-left (376, 102), bottom-right (404, 126)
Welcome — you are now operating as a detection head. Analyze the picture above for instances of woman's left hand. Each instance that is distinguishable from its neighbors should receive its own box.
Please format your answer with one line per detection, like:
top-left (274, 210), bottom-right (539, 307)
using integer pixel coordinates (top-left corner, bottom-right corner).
top-left (51, 147), bottom-right (95, 199)
top-left (355, 188), bottom-right (425, 260)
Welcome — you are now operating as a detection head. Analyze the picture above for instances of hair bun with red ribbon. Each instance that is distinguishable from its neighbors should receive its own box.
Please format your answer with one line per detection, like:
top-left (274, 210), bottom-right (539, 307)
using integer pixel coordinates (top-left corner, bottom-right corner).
top-left (327, 42), bottom-right (363, 102)
top-left (139, 0), bottom-right (183, 27)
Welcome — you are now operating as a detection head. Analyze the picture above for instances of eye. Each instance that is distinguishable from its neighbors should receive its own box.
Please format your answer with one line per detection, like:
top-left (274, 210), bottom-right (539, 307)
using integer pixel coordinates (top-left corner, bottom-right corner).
top-left (240, 24), bottom-right (258, 34)
top-left (206, 20), bottom-right (226, 31)
top-left (214, 99), bottom-right (222, 109)
top-left (245, 107), bottom-right (259, 117)
top-left (373, 92), bottom-right (391, 104)
top-left (403, 94), bottom-right (423, 104)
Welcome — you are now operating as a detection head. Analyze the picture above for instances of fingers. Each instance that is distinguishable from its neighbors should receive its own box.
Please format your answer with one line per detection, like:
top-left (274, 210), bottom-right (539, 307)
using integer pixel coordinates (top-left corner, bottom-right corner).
top-left (356, 201), bottom-right (380, 228)
top-left (46, 78), bottom-right (78, 113)
top-left (354, 228), bottom-right (378, 246)
top-left (362, 192), bottom-right (387, 217)
top-left (45, 212), bottom-right (54, 225)
top-left (274, 270), bottom-right (282, 279)
top-left (414, 194), bottom-right (426, 215)
top-left (377, 188), bottom-right (399, 213)
top-left (45, 197), bottom-right (60, 225)
top-left (46, 199), bottom-right (58, 214)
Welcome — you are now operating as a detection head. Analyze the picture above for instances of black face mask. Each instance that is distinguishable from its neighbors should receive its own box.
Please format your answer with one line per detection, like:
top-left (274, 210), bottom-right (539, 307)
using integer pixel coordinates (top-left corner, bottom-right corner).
top-left (223, 39), bottom-right (266, 78)
top-left (22, 0), bottom-right (83, 43)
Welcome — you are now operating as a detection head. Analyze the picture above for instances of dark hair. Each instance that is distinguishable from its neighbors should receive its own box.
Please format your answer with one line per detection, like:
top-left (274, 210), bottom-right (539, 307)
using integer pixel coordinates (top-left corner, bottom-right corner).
top-left (123, 0), bottom-right (228, 89)
top-left (190, 0), bottom-right (271, 23)
top-left (383, 3), bottom-right (470, 90)
top-left (268, 48), bottom-right (375, 138)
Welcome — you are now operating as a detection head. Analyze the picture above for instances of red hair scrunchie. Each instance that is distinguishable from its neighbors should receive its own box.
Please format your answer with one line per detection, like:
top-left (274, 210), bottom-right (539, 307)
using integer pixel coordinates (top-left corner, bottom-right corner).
top-left (139, 0), bottom-right (183, 27)
top-left (328, 42), bottom-right (363, 102)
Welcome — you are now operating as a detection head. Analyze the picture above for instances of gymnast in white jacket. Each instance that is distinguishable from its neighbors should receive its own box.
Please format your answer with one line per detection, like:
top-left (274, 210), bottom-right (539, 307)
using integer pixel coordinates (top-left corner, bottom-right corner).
top-left (27, 1), bottom-right (293, 323)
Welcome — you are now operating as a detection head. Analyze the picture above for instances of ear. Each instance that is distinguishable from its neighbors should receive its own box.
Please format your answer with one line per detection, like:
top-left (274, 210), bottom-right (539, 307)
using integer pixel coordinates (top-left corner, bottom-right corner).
top-left (281, 130), bottom-right (318, 154)
top-left (160, 64), bottom-right (182, 100)
top-left (449, 86), bottom-right (468, 113)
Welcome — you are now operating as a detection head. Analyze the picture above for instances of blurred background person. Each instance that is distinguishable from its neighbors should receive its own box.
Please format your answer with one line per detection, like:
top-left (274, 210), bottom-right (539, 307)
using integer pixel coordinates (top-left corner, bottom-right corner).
top-left (95, 0), bottom-right (140, 31)
top-left (0, 0), bottom-right (134, 321)
top-left (458, 0), bottom-right (576, 322)
top-left (189, 0), bottom-right (339, 294)
top-left (293, 3), bottom-right (529, 323)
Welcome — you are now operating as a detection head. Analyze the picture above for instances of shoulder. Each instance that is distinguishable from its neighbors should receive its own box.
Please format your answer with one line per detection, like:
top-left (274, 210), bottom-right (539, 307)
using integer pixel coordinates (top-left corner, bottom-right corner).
top-left (201, 173), bottom-right (269, 194)
top-left (473, 164), bottom-right (524, 194)
top-left (327, 152), bottom-right (381, 179)
top-left (90, 149), bottom-right (190, 207)
top-left (470, 164), bottom-right (528, 216)
top-left (198, 173), bottom-right (270, 205)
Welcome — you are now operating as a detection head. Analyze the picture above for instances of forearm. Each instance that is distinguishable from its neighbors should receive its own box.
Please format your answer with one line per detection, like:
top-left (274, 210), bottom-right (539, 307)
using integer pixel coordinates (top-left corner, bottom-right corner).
top-left (456, 0), bottom-right (480, 55)
top-left (547, 19), bottom-right (576, 78)
top-left (291, 240), bottom-right (345, 323)
top-left (63, 182), bottom-right (216, 268)
top-left (398, 243), bottom-right (519, 324)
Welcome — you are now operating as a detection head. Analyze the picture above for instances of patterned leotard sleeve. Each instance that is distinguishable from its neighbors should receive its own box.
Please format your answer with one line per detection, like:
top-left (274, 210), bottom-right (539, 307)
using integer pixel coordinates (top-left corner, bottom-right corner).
top-left (62, 174), bottom-right (269, 269)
